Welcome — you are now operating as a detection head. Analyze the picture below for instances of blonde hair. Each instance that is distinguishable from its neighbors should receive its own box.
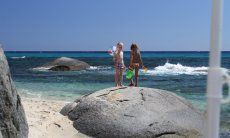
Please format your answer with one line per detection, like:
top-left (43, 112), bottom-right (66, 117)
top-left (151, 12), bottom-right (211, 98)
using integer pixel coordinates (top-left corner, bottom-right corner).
top-left (117, 42), bottom-right (124, 47)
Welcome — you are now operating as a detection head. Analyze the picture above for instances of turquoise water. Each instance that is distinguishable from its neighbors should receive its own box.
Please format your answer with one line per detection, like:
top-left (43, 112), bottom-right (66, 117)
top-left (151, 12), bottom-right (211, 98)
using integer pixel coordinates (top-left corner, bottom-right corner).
top-left (5, 51), bottom-right (230, 131)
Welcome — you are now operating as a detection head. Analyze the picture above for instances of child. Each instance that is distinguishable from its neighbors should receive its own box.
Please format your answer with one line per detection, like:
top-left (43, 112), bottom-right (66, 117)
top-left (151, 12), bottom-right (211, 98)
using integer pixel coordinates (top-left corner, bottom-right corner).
top-left (129, 43), bottom-right (145, 87)
top-left (113, 42), bottom-right (125, 87)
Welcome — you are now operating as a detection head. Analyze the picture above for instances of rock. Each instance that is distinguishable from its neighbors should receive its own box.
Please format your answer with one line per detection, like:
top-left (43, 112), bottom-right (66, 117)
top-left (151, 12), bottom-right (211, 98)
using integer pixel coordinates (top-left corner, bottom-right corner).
top-left (61, 87), bottom-right (206, 138)
top-left (220, 132), bottom-right (230, 138)
top-left (60, 102), bottom-right (78, 116)
top-left (0, 48), bottom-right (28, 138)
top-left (38, 57), bottom-right (90, 71)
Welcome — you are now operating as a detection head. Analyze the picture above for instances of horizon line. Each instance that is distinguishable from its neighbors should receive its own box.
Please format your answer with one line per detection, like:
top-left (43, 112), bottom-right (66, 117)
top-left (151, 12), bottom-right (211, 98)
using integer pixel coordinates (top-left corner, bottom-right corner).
top-left (4, 50), bottom-right (230, 53)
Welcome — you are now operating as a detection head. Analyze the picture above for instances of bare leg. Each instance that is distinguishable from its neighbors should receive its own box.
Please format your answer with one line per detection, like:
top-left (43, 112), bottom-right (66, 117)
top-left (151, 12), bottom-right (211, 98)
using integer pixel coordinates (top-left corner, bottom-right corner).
top-left (129, 79), bottom-right (134, 86)
top-left (119, 68), bottom-right (123, 86)
top-left (117, 69), bottom-right (120, 87)
top-left (135, 66), bottom-right (139, 87)
top-left (115, 68), bottom-right (119, 87)
top-left (129, 66), bottom-right (135, 86)
top-left (135, 76), bottom-right (138, 87)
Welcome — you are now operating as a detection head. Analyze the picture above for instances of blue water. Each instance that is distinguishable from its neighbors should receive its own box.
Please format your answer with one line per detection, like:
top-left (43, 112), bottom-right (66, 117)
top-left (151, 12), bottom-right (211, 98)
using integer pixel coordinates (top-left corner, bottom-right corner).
top-left (5, 51), bottom-right (230, 131)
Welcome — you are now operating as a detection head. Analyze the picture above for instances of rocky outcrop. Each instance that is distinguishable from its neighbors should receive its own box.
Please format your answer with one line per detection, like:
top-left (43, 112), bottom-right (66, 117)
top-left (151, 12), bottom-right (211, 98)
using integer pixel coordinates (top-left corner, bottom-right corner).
top-left (37, 57), bottom-right (90, 71)
top-left (0, 48), bottom-right (28, 138)
top-left (61, 87), bottom-right (206, 138)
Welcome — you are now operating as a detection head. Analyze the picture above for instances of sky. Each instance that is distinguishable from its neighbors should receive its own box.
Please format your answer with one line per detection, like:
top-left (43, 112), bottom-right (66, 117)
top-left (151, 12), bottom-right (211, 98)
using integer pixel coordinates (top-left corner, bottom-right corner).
top-left (0, 0), bottom-right (229, 51)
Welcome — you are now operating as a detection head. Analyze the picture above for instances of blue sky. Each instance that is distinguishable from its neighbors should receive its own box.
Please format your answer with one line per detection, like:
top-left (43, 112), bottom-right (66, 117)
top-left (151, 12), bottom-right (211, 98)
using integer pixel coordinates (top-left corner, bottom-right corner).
top-left (0, 0), bottom-right (229, 51)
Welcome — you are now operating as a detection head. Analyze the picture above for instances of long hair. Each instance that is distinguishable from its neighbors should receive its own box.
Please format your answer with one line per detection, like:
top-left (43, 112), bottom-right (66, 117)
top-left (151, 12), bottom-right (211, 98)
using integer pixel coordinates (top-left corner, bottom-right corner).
top-left (131, 43), bottom-right (139, 54)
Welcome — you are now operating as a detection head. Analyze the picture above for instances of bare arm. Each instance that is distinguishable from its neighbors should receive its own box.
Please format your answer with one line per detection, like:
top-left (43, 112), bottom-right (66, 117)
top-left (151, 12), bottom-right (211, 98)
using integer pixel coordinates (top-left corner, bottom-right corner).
top-left (139, 51), bottom-right (144, 68)
top-left (129, 51), bottom-right (133, 68)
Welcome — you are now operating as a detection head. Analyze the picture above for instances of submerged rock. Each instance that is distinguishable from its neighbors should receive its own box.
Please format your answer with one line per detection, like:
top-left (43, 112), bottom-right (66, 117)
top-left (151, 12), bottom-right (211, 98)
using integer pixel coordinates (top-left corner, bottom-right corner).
top-left (38, 57), bottom-right (90, 71)
top-left (61, 87), bottom-right (206, 138)
top-left (0, 48), bottom-right (28, 138)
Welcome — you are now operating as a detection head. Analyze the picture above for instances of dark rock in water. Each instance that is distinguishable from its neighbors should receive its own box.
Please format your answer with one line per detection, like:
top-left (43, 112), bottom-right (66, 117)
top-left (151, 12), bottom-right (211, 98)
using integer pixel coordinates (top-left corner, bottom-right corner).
top-left (40, 57), bottom-right (90, 71)
top-left (61, 87), bottom-right (206, 138)
top-left (0, 48), bottom-right (28, 138)
top-left (220, 132), bottom-right (230, 138)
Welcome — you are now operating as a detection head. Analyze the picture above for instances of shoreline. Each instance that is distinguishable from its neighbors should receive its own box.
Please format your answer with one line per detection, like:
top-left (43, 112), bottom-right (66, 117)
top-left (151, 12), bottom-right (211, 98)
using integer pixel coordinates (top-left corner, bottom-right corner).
top-left (21, 97), bottom-right (89, 138)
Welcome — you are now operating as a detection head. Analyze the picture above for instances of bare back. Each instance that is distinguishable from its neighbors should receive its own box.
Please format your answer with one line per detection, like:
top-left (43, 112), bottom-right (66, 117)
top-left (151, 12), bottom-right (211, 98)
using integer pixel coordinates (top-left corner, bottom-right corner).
top-left (131, 50), bottom-right (142, 64)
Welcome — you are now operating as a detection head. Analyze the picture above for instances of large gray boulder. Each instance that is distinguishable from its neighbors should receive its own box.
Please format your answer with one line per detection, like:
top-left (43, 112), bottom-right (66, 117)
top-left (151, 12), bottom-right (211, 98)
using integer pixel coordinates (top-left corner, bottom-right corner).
top-left (61, 87), bottom-right (206, 138)
top-left (0, 48), bottom-right (28, 138)
top-left (38, 57), bottom-right (90, 71)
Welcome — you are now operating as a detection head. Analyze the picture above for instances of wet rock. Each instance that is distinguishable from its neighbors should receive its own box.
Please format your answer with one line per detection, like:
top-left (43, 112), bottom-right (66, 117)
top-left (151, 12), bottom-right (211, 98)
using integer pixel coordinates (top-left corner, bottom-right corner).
top-left (38, 57), bottom-right (90, 71)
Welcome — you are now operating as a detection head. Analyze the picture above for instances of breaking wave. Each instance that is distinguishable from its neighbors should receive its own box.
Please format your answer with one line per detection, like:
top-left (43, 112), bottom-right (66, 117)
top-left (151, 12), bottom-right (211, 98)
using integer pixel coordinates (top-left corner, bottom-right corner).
top-left (11, 56), bottom-right (26, 59)
top-left (88, 66), bottom-right (112, 70)
top-left (141, 62), bottom-right (208, 76)
top-left (31, 66), bottom-right (51, 72)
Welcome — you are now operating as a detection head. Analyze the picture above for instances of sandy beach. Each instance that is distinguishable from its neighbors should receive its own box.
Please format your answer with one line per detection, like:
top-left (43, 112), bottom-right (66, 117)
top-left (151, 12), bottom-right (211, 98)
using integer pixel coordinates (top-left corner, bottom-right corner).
top-left (22, 97), bottom-right (89, 138)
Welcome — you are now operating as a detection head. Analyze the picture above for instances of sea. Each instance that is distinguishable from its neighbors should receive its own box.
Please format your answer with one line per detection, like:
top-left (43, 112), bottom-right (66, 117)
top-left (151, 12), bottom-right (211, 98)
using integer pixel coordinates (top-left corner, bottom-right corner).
top-left (5, 51), bottom-right (230, 132)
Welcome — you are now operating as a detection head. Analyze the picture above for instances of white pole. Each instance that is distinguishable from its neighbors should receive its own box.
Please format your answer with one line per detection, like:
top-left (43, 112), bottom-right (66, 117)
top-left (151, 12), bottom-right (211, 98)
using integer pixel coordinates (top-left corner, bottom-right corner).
top-left (207, 0), bottom-right (224, 138)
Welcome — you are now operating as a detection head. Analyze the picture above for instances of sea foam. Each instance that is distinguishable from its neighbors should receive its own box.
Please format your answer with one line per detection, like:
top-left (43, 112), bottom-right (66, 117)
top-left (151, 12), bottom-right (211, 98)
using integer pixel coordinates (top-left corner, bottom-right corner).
top-left (31, 66), bottom-right (52, 72)
top-left (89, 66), bottom-right (112, 70)
top-left (141, 62), bottom-right (208, 76)
top-left (11, 56), bottom-right (26, 59)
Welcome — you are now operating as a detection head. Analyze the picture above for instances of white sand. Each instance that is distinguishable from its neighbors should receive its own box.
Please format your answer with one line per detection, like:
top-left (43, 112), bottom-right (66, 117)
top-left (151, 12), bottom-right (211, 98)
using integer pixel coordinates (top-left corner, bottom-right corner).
top-left (22, 98), bottom-right (89, 138)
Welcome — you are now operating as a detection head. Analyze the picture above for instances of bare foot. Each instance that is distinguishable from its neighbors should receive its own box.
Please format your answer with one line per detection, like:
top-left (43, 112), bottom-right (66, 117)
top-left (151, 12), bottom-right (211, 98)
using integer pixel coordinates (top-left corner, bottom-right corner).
top-left (129, 83), bottom-right (135, 87)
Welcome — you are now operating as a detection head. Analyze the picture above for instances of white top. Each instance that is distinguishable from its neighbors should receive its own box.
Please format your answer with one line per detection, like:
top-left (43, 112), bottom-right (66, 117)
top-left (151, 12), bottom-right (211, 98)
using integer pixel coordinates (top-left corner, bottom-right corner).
top-left (114, 51), bottom-right (124, 66)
